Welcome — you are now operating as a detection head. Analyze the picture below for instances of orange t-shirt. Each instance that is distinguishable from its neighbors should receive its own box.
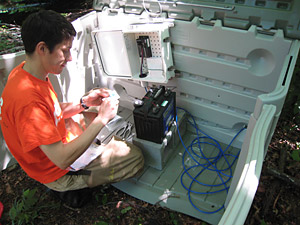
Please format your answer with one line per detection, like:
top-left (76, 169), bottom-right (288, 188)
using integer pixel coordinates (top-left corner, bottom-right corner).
top-left (0, 62), bottom-right (69, 184)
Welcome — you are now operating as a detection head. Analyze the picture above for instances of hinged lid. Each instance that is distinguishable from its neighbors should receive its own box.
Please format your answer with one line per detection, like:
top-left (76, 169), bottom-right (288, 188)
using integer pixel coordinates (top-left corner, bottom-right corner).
top-left (93, 0), bottom-right (300, 39)
top-left (91, 9), bottom-right (175, 83)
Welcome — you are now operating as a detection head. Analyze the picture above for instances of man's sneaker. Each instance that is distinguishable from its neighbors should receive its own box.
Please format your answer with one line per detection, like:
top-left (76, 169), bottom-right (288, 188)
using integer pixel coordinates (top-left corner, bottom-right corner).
top-left (50, 188), bottom-right (92, 209)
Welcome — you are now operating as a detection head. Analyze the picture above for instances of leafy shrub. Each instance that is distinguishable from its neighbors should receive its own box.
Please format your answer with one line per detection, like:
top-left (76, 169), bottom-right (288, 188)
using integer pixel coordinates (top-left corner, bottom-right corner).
top-left (9, 188), bottom-right (57, 225)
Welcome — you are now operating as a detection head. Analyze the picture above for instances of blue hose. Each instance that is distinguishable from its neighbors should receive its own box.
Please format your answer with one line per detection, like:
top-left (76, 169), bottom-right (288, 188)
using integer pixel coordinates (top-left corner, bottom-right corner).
top-left (176, 107), bottom-right (246, 214)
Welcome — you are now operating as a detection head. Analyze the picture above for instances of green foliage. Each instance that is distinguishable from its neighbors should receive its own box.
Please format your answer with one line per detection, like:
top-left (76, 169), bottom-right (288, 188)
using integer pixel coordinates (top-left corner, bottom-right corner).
top-left (169, 212), bottom-right (178, 225)
top-left (281, 58), bottom-right (300, 127)
top-left (101, 193), bottom-right (108, 205)
top-left (0, 0), bottom-right (46, 15)
top-left (0, 39), bottom-right (15, 52)
top-left (121, 206), bottom-right (132, 214)
top-left (93, 215), bottom-right (109, 225)
top-left (291, 149), bottom-right (300, 162)
top-left (94, 192), bottom-right (108, 205)
top-left (9, 189), bottom-right (39, 225)
top-left (94, 221), bottom-right (109, 225)
top-left (260, 219), bottom-right (268, 225)
top-left (0, 24), bottom-right (24, 54)
top-left (60, 13), bottom-right (68, 17)
top-left (137, 216), bottom-right (143, 223)
top-left (9, 188), bottom-right (57, 225)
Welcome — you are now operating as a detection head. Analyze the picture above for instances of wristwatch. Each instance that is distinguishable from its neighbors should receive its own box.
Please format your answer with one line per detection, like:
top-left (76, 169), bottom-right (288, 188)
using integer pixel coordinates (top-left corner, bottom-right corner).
top-left (80, 97), bottom-right (89, 110)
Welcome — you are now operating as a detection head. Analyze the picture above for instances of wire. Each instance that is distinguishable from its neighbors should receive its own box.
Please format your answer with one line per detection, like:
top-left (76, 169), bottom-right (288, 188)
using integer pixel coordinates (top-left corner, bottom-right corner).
top-left (139, 43), bottom-right (148, 79)
top-left (140, 45), bottom-right (144, 76)
top-left (176, 107), bottom-right (246, 214)
top-left (142, 0), bottom-right (163, 18)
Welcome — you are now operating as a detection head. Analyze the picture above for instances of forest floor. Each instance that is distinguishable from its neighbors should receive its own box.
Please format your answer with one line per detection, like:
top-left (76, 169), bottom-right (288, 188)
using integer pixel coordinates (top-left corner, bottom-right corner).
top-left (1, 1), bottom-right (300, 224)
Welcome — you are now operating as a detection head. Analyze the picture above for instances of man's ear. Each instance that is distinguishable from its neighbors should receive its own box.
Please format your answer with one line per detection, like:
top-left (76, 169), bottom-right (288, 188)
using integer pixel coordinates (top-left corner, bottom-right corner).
top-left (36, 42), bottom-right (48, 55)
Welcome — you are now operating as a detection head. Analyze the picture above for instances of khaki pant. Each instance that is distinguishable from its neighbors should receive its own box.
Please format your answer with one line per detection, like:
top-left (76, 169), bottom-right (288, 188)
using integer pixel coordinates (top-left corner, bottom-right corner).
top-left (45, 136), bottom-right (144, 191)
top-left (44, 113), bottom-right (144, 192)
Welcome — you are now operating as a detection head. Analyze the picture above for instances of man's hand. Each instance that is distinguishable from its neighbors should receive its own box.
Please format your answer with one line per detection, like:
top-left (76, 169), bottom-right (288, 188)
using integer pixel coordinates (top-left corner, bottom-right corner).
top-left (82, 88), bottom-right (110, 107)
top-left (96, 98), bottom-right (119, 125)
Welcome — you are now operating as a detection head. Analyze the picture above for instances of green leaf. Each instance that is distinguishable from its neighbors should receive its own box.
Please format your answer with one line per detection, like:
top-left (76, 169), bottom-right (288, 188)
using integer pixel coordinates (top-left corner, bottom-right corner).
top-left (102, 193), bottom-right (107, 205)
top-left (23, 189), bottom-right (30, 197)
top-left (170, 212), bottom-right (175, 219)
top-left (17, 202), bottom-right (24, 211)
top-left (121, 206), bottom-right (132, 214)
top-left (24, 213), bottom-right (30, 223)
top-left (9, 206), bottom-right (17, 220)
top-left (8, 188), bottom-right (44, 224)
top-left (260, 219), bottom-right (267, 225)
top-left (291, 150), bottom-right (300, 162)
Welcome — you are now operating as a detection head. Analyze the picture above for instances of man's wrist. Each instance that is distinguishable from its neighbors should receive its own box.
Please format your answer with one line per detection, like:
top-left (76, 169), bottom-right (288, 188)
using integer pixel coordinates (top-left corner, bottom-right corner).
top-left (93, 116), bottom-right (108, 127)
top-left (80, 97), bottom-right (89, 110)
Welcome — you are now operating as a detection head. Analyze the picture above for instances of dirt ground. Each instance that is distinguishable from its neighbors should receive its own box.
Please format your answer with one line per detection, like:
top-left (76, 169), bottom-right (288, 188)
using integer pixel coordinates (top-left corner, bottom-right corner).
top-left (0, 164), bottom-right (204, 225)
top-left (1, 1), bottom-right (300, 224)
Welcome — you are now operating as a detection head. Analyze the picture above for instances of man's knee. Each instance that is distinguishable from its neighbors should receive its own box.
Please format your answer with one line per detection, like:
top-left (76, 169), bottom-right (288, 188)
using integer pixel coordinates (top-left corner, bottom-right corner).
top-left (127, 142), bottom-right (144, 166)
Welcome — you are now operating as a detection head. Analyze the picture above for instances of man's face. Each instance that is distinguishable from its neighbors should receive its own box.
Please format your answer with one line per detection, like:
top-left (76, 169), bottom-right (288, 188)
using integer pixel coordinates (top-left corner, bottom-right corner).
top-left (43, 37), bottom-right (74, 75)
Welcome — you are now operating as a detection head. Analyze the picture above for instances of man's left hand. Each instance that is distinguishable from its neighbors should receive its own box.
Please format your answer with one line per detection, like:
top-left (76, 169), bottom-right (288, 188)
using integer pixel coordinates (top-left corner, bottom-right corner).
top-left (82, 88), bottom-right (110, 107)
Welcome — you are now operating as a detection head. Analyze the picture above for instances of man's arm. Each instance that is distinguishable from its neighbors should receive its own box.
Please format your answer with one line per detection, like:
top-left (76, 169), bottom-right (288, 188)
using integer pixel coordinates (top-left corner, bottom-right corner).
top-left (60, 102), bottom-right (84, 119)
top-left (40, 98), bottom-right (118, 169)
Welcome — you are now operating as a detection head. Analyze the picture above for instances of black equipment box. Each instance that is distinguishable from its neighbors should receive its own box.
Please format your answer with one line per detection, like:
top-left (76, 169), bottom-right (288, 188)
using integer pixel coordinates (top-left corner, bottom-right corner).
top-left (133, 86), bottom-right (176, 144)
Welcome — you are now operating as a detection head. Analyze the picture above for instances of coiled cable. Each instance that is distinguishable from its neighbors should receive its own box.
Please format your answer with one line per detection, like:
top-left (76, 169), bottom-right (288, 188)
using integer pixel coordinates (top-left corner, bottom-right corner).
top-left (176, 107), bottom-right (246, 214)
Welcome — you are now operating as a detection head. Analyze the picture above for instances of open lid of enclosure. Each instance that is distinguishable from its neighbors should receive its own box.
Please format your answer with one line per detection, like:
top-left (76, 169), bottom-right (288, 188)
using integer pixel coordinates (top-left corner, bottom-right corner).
top-left (91, 6), bottom-right (175, 83)
top-left (93, 0), bottom-right (300, 40)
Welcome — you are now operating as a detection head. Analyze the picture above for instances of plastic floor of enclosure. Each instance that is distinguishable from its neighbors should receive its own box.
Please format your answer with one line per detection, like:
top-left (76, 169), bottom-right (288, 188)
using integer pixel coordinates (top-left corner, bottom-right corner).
top-left (114, 107), bottom-right (241, 225)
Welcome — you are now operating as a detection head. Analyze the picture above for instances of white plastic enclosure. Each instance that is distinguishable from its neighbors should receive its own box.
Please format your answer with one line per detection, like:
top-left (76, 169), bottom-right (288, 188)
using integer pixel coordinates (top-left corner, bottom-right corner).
top-left (0, 51), bottom-right (25, 170)
top-left (55, 7), bottom-right (299, 224)
top-left (1, 1), bottom-right (300, 224)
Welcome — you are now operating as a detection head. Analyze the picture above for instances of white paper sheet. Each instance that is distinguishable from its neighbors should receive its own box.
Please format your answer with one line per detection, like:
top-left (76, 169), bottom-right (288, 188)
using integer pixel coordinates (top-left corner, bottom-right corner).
top-left (69, 143), bottom-right (101, 171)
top-left (69, 115), bottom-right (125, 171)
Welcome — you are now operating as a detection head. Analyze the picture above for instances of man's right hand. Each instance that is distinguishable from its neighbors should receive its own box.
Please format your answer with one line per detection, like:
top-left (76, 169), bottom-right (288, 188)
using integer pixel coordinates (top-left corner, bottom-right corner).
top-left (96, 98), bottom-right (119, 125)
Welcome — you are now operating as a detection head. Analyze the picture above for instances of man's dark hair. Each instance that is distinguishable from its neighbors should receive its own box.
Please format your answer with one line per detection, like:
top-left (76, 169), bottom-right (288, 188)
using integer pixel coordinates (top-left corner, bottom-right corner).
top-left (21, 10), bottom-right (76, 54)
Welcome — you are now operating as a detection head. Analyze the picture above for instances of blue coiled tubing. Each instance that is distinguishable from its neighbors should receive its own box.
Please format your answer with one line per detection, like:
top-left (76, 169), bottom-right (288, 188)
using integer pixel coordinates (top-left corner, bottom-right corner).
top-left (176, 107), bottom-right (246, 214)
